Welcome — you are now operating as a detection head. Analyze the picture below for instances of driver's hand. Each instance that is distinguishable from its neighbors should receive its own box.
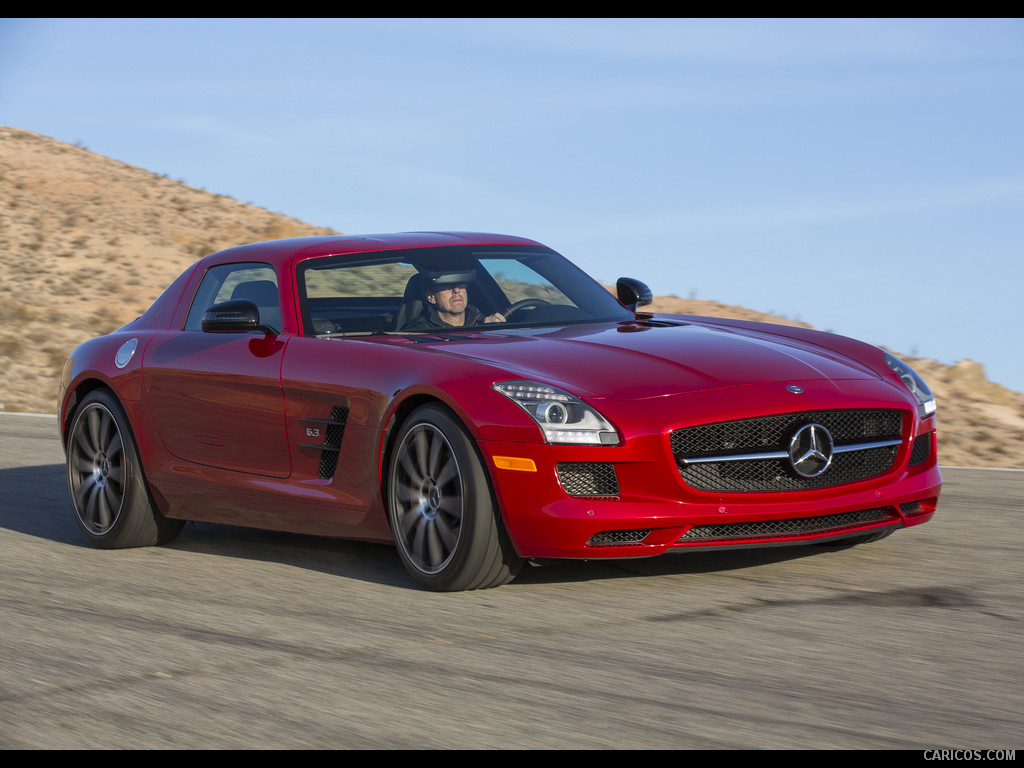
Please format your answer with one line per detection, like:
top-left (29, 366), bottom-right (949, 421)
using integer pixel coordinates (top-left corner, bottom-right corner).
top-left (485, 312), bottom-right (507, 323)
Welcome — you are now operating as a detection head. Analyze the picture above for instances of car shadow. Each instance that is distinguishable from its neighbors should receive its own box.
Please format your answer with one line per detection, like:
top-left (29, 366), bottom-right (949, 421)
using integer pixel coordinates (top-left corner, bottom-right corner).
top-left (1, 463), bottom-right (841, 591)
top-left (514, 545), bottom-right (828, 587)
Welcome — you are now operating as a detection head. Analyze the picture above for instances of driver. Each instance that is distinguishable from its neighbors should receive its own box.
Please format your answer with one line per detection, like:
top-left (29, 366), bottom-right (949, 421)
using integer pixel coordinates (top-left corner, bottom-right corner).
top-left (406, 270), bottom-right (506, 329)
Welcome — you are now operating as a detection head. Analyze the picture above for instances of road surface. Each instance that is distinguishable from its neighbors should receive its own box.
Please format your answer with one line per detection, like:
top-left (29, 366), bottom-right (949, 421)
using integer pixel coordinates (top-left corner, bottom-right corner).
top-left (0, 412), bottom-right (1020, 748)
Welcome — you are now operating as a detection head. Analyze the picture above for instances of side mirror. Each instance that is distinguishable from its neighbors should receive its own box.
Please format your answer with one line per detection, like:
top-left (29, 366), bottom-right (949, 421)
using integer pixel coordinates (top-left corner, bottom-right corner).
top-left (201, 299), bottom-right (278, 334)
top-left (616, 277), bottom-right (653, 312)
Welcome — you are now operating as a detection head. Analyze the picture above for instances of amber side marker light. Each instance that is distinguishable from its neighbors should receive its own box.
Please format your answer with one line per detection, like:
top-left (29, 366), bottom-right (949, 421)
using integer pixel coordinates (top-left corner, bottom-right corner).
top-left (493, 456), bottom-right (537, 472)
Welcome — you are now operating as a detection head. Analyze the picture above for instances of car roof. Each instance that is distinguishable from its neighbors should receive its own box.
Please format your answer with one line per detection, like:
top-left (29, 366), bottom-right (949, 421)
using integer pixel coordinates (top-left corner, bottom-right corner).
top-left (200, 231), bottom-right (549, 270)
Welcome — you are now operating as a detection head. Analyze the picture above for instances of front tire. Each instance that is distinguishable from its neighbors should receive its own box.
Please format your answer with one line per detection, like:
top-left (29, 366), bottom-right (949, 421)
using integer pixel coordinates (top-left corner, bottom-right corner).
top-left (387, 404), bottom-right (522, 591)
top-left (66, 389), bottom-right (183, 548)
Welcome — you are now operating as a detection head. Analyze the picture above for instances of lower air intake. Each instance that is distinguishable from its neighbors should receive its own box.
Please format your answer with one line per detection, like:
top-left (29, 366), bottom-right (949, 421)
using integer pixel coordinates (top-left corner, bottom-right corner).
top-left (678, 507), bottom-right (894, 542)
top-left (587, 529), bottom-right (652, 547)
top-left (557, 462), bottom-right (619, 496)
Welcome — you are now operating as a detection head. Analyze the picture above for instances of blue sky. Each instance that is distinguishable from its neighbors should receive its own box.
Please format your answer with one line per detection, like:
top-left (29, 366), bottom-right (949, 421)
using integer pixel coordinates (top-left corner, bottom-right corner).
top-left (2, 18), bottom-right (1023, 392)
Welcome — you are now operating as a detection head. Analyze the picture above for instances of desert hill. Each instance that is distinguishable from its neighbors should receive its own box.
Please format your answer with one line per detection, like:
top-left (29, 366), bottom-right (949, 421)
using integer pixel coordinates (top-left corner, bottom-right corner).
top-left (2, 126), bottom-right (1022, 467)
top-left (0, 126), bottom-right (334, 416)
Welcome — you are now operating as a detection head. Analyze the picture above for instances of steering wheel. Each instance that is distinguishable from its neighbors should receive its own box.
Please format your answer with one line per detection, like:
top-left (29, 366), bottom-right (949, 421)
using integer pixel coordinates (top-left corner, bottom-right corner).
top-left (503, 298), bottom-right (550, 320)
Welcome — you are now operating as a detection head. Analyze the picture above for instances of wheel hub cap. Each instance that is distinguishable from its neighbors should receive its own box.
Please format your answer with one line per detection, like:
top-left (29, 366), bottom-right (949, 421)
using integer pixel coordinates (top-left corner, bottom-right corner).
top-left (93, 454), bottom-right (111, 487)
top-left (420, 480), bottom-right (442, 519)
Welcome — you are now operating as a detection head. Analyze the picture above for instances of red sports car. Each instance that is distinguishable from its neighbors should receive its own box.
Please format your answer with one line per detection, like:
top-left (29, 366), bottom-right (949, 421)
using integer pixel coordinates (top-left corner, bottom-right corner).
top-left (58, 232), bottom-right (941, 590)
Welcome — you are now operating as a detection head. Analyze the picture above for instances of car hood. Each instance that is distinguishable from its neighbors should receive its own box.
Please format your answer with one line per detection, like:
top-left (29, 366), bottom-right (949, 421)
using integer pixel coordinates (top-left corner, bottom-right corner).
top-left (411, 320), bottom-right (881, 400)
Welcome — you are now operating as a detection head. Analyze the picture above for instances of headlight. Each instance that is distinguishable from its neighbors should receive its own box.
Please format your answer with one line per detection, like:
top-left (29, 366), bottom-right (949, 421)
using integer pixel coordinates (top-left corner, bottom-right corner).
top-left (493, 380), bottom-right (619, 445)
top-left (884, 352), bottom-right (936, 418)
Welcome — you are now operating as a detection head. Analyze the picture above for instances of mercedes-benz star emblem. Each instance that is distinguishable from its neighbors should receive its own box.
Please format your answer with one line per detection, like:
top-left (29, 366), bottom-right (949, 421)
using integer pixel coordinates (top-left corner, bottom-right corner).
top-left (788, 423), bottom-right (834, 478)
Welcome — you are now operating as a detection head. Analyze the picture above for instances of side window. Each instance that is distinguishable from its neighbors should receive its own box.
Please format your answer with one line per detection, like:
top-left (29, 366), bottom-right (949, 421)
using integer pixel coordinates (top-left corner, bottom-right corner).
top-left (299, 260), bottom-right (418, 335)
top-left (183, 262), bottom-right (280, 331)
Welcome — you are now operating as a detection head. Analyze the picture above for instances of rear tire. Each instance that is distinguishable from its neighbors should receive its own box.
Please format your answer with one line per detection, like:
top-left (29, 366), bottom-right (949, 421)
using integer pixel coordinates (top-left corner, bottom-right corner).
top-left (387, 404), bottom-right (522, 591)
top-left (66, 389), bottom-right (183, 548)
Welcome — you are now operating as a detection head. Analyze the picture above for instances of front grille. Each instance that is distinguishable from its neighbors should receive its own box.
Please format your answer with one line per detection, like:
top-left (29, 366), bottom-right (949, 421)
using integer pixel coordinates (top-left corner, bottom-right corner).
top-left (557, 462), bottom-right (620, 496)
top-left (671, 409), bottom-right (904, 492)
top-left (679, 446), bottom-right (899, 492)
top-left (678, 507), bottom-right (894, 542)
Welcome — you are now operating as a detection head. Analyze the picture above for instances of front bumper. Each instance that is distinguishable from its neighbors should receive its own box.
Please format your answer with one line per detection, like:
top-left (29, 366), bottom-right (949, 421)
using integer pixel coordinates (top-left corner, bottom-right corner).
top-left (479, 383), bottom-right (941, 560)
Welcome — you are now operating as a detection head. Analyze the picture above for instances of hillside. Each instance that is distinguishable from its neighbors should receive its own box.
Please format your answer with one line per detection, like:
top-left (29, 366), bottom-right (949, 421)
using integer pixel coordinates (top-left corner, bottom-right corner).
top-left (0, 126), bottom-right (335, 416)
top-left (2, 125), bottom-right (1022, 468)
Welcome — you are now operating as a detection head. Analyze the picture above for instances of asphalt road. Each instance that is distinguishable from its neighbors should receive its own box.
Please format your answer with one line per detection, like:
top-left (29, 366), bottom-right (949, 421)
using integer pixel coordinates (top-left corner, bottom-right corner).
top-left (0, 412), bottom-right (1021, 749)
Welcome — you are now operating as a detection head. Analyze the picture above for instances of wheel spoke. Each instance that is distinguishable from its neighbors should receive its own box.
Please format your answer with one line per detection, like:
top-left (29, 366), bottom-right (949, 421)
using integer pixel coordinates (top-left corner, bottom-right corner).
top-left (425, 521), bottom-right (446, 568)
top-left (413, 428), bottom-right (430, 479)
top-left (395, 483), bottom-right (421, 505)
top-left (398, 448), bottom-right (423, 487)
top-left (105, 429), bottom-right (123, 461)
top-left (400, 501), bottom-right (427, 536)
top-left (435, 493), bottom-right (461, 517)
top-left (435, 459), bottom-right (458, 489)
top-left (410, 519), bottom-right (428, 564)
top-left (87, 408), bottom-right (102, 456)
top-left (76, 474), bottom-right (97, 516)
top-left (84, 481), bottom-right (103, 529)
top-left (432, 512), bottom-right (457, 552)
top-left (74, 421), bottom-right (96, 457)
top-left (426, 431), bottom-right (443, 478)
top-left (98, 409), bottom-right (114, 452)
top-left (102, 482), bottom-right (121, 516)
top-left (96, 484), bottom-right (112, 530)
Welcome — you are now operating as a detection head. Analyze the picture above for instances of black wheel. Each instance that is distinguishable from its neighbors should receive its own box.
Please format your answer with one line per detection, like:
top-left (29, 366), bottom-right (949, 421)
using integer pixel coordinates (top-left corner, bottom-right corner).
top-left (66, 389), bottom-right (184, 548)
top-left (387, 404), bottom-right (522, 591)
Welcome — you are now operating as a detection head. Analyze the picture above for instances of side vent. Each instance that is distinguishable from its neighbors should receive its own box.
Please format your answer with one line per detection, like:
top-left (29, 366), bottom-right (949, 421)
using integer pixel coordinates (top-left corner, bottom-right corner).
top-left (300, 406), bottom-right (350, 479)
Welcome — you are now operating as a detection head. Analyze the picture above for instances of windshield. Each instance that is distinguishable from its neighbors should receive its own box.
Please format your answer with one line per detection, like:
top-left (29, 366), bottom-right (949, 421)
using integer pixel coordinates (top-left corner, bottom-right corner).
top-left (297, 245), bottom-right (633, 336)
